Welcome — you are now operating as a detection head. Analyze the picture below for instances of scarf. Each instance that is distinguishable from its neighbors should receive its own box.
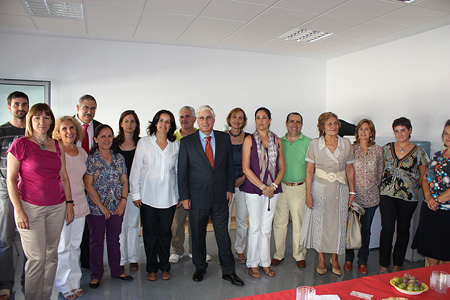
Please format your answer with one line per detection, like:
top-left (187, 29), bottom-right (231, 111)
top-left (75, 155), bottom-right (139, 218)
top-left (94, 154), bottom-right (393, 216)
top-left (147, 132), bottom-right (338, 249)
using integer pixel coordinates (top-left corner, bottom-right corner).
top-left (253, 130), bottom-right (278, 185)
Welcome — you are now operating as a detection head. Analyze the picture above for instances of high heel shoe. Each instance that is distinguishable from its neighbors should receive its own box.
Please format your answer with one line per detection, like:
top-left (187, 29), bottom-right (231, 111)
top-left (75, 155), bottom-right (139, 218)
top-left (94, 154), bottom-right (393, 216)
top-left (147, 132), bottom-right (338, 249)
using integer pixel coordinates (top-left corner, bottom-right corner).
top-left (330, 258), bottom-right (342, 276)
top-left (316, 266), bottom-right (327, 275)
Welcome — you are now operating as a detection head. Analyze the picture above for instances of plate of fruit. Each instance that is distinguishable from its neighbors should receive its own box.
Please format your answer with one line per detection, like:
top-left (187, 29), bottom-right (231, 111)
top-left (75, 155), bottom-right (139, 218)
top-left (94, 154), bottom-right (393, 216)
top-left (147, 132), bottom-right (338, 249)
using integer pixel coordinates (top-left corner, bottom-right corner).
top-left (390, 274), bottom-right (428, 295)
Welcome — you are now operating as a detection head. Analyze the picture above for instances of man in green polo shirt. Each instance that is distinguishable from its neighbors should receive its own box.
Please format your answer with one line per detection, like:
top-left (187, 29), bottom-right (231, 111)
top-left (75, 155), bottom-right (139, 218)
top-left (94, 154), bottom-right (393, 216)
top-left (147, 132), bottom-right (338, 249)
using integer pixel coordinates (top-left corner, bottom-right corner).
top-left (271, 112), bottom-right (311, 268)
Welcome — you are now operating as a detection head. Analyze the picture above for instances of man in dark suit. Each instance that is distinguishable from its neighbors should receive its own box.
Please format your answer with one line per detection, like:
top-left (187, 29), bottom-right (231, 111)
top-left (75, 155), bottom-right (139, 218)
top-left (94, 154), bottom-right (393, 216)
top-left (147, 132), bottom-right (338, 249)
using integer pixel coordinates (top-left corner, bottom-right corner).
top-left (178, 105), bottom-right (244, 286)
top-left (74, 94), bottom-right (101, 269)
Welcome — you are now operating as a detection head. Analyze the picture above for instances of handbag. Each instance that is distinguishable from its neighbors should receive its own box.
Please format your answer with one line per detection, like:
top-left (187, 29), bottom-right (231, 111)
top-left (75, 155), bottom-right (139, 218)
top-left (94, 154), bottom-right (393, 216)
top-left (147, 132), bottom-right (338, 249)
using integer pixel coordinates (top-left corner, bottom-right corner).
top-left (346, 202), bottom-right (365, 249)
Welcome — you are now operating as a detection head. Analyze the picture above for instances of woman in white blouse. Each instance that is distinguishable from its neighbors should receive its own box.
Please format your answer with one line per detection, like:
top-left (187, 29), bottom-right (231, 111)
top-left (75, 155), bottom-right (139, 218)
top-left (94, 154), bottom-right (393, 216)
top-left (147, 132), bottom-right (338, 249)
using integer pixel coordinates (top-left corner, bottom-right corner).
top-left (129, 110), bottom-right (179, 282)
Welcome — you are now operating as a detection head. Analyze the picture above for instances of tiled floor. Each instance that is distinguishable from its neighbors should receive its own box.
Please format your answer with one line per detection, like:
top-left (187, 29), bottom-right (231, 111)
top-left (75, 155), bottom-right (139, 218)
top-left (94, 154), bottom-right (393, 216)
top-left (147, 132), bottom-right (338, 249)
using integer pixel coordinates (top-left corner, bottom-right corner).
top-left (11, 225), bottom-right (424, 300)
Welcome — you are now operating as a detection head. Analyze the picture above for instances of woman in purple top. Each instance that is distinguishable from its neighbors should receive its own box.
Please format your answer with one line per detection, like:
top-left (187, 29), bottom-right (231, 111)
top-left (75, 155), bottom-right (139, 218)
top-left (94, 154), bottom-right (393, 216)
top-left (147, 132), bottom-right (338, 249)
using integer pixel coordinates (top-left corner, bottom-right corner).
top-left (7, 103), bottom-right (73, 300)
top-left (242, 107), bottom-right (285, 279)
top-left (83, 124), bottom-right (132, 289)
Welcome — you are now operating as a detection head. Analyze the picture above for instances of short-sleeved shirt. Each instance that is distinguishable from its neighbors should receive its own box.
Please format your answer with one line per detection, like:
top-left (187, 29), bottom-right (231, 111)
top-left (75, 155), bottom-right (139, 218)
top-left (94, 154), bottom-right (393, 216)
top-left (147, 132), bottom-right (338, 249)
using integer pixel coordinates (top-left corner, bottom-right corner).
top-left (281, 133), bottom-right (311, 182)
top-left (353, 144), bottom-right (384, 208)
top-left (174, 128), bottom-right (197, 143)
top-left (0, 122), bottom-right (25, 191)
top-left (305, 136), bottom-right (355, 170)
top-left (426, 150), bottom-right (450, 211)
top-left (7, 137), bottom-right (65, 206)
top-left (380, 142), bottom-right (429, 202)
top-left (85, 150), bottom-right (127, 215)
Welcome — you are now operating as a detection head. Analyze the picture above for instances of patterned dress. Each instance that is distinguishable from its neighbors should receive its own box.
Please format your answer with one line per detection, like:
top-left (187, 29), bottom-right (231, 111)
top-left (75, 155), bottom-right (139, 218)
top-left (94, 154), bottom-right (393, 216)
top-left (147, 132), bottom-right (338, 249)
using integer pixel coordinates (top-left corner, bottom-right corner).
top-left (300, 136), bottom-right (354, 255)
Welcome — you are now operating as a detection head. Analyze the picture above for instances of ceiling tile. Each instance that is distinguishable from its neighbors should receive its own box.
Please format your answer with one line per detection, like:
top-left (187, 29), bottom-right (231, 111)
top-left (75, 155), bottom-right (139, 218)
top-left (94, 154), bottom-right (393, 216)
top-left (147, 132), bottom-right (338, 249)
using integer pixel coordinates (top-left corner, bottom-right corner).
top-left (341, 21), bottom-right (405, 38)
top-left (0, 13), bottom-right (36, 30)
top-left (238, 0), bottom-right (278, 5)
top-left (300, 14), bottom-right (362, 33)
top-left (134, 26), bottom-right (184, 41)
top-left (0, 0), bottom-right (29, 16)
top-left (220, 35), bottom-right (268, 47)
top-left (275, 0), bottom-right (349, 13)
top-left (201, 0), bottom-right (269, 22)
top-left (189, 17), bottom-right (245, 34)
top-left (296, 43), bottom-right (343, 55)
top-left (139, 11), bottom-right (196, 29)
top-left (88, 22), bottom-right (136, 37)
top-left (234, 23), bottom-right (292, 38)
top-left (253, 7), bottom-right (318, 27)
top-left (178, 29), bottom-right (230, 44)
top-left (317, 34), bottom-right (368, 48)
top-left (327, 0), bottom-right (403, 21)
top-left (84, 0), bottom-right (145, 10)
top-left (413, 0), bottom-right (450, 12)
top-left (86, 5), bottom-right (141, 25)
top-left (31, 17), bottom-right (86, 33)
top-left (374, 5), bottom-right (450, 27)
top-left (145, 0), bottom-right (210, 15)
top-left (256, 39), bottom-right (307, 51)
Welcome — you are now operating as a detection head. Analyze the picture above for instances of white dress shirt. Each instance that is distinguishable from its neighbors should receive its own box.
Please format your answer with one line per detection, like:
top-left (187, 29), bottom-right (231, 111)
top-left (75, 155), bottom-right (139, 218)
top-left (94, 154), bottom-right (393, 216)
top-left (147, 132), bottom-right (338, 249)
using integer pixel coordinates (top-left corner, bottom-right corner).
top-left (75, 114), bottom-right (94, 150)
top-left (129, 135), bottom-right (179, 208)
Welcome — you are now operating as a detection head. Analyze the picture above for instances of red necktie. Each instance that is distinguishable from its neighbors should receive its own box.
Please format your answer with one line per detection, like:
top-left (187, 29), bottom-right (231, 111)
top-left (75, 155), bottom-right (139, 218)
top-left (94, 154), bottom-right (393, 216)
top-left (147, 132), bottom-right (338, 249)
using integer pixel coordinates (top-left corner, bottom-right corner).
top-left (205, 136), bottom-right (214, 168)
top-left (82, 124), bottom-right (89, 153)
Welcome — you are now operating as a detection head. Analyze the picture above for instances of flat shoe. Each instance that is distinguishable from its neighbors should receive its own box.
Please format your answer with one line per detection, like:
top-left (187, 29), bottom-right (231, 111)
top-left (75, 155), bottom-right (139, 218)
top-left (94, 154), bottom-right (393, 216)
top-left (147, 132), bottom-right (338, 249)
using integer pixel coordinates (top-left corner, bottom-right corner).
top-left (259, 266), bottom-right (275, 277)
top-left (118, 274), bottom-right (133, 281)
top-left (248, 267), bottom-right (261, 279)
top-left (89, 279), bottom-right (100, 289)
top-left (270, 258), bottom-right (284, 266)
top-left (147, 272), bottom-right (157, 281)
top-left (379, 267), bottom-right (389, 274)
top-left (71, 288), bottom-right (84, 298)
top-left (161, 271), bottom-right (171, 280)
top-left (236, 253), bottom-right (247, 264)
top-left (130, 263), bottom-right (138, 271)
top-left (344, 261), bottom-right (352, 271)
top-left (62, 292), bottom-right (76, 299)
top-left (359, 265), bottom-right (368, 274)
top-left (0, 289), bottom-right (11, 300)
top-left (316, 267), bottom-right (327, 275)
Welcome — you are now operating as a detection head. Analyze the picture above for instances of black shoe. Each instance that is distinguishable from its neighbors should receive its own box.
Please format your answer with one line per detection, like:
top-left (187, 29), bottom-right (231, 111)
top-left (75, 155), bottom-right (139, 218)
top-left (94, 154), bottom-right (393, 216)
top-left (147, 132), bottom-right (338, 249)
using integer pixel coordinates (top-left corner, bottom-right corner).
top-left (89, 280), bottom-right (100, 289)
top-left (192, 269), bottom-right (206, 282)
top-left (222, 273), bottom-right (244, 286)
top-left (118, 274), bottom-right (134, 281)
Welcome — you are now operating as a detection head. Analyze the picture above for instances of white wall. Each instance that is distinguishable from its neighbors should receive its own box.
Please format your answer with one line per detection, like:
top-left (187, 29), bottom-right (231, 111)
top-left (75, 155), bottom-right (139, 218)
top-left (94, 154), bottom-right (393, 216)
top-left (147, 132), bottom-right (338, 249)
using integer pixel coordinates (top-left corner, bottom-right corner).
top-left (0, 33), bottom-right (326, 138)
top-left (327, 24), bottom-right (450, 154)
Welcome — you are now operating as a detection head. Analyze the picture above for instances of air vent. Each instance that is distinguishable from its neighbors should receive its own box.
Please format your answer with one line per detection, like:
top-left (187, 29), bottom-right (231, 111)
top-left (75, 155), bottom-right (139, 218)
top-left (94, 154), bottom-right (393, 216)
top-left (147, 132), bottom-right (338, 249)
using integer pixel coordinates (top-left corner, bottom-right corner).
top-left (22, 0), bottom-right (84, 20)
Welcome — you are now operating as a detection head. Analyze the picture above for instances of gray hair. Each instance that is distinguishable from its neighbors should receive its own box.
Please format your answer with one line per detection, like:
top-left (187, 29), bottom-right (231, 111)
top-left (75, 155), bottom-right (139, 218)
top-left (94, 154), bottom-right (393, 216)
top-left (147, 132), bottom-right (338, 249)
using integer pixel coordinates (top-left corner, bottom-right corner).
top-left (196, 105), bottom-right (215, 119)
top-left (78, 94), bottom-right (97, 105)
top-left (179, 106), bottom-right (195, 116)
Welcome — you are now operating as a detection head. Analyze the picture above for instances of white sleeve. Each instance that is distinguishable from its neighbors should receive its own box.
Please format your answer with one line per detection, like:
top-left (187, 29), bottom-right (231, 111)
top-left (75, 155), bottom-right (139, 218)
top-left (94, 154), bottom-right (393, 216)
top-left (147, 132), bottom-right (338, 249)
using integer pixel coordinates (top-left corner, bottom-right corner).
top-left (129, 138), bottom-right (145, 201)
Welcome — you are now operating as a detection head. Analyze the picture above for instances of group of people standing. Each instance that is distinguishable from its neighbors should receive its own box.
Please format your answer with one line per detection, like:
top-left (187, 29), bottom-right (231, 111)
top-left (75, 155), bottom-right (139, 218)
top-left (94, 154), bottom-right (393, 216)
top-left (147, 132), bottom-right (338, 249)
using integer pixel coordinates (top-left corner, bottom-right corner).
top-left (0, 91), bottom-right (449, 300)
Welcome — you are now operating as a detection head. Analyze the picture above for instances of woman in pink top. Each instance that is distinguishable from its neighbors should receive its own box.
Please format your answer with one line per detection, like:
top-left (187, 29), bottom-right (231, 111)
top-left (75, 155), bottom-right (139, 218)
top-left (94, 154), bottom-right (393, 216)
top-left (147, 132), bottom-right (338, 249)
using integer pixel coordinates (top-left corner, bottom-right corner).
top-left (53, 116), bottom-right (89, 299)
top-left (6, 103), bottom-right (73, 300)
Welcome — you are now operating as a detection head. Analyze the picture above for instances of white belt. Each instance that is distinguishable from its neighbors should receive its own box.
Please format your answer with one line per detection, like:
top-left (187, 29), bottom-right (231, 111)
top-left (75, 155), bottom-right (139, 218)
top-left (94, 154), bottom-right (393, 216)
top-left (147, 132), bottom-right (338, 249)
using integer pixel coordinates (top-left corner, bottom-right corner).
top-left (315, 168), bottom-right (346, 184)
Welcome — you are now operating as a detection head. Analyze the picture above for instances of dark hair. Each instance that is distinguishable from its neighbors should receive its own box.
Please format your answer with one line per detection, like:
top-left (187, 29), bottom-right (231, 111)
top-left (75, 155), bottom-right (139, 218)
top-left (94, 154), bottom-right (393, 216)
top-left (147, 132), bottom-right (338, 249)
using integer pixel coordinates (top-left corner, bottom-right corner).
top-left (255, 107), bottom-right (271, 119)
top-left (90, 124), bottom-right (116, 155)
top-left (117, 110), bottom-right (140, 146)
top-left (78, 94), bottom-right (96, 105)
top-left (286, 112), bottom-right (303, 123)
top-left (226, 107), bottom-right (247, 129)
top-left (25, 103), bottom-right (55, 138)
top-left (392, 117), bottom-right (412, 139)
top-left (7, 91), bottom-right (29, 106)
top-left (147, 110), bottom-right (176, 142)
top-left (442, 119), bottom-right (450, 142)
top-left (354, 119), bottom-right (376, 146)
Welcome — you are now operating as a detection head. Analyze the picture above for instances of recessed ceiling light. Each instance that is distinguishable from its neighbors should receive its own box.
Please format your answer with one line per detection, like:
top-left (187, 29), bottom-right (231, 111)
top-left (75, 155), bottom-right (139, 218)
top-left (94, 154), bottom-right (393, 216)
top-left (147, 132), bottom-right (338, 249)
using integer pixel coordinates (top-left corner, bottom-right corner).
top-left (22, 0), bottom-right (84, 20)
top-left (278, 28), bottom-right (333, 44)
top-left (391, 0), bottom-right (417, 3)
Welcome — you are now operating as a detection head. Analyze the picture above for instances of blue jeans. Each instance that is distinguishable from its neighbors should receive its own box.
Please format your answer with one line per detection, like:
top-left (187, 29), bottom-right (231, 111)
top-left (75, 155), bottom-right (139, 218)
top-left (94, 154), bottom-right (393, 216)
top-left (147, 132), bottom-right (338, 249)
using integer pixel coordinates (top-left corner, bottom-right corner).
top-left (345, 206), bottom-right (377, 265)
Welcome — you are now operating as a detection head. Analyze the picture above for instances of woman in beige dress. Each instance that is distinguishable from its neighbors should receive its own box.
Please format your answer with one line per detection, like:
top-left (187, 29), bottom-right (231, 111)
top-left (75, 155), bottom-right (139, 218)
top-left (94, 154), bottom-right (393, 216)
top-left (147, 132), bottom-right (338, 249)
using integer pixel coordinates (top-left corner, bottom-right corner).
top-left (300, 112), bottom-right (355, 276)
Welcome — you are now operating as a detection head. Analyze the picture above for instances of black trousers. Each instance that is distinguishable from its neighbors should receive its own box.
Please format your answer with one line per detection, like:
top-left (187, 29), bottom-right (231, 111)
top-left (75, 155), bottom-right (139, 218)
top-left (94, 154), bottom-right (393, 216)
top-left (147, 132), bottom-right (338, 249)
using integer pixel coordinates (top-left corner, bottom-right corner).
top-left (140, 204), bottom-right (176, 273)
top-left (80, 219), bottom-right (90, 268)
top-left (379, 195), bottom-right (418, 268)
top-left (189, 204), bottom-right (235, 275)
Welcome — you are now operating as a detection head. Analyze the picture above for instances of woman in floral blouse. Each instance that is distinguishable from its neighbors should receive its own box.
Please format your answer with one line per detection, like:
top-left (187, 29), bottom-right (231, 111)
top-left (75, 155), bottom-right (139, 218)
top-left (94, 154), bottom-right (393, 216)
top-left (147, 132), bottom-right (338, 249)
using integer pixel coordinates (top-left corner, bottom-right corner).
top-left (379, 117), bottom-right (428, 274)
top-left (84, 124), bottom-right (133, 289)
top-left (413, 119), bottom-right (450, 266)
top-left (344, 119), bottom-right (383, 274)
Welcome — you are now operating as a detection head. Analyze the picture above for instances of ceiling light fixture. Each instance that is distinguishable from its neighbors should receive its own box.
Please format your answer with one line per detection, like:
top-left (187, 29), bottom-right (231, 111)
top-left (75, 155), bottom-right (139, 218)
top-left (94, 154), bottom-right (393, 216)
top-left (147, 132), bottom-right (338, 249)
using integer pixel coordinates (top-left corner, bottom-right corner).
top-left (22, 0), bottom-right (84, 20)
top-left (393, 0), bottom-right (417, 3)
top-left (279, 28), bottom-right (333, 44)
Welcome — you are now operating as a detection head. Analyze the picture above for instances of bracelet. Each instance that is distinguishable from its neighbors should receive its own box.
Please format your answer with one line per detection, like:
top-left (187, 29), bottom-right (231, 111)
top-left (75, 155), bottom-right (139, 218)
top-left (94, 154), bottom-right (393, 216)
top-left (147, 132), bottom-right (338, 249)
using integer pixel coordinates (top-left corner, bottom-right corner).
top-left (349, 192), bottom-right (356, 196)
top-left (121, 197), bottom-right (127, 201)
top-left (66, 200), bottom-right (74, 205)
top-left (271, 183), bottom-right (278, 189)
top-left (260, 184), bottom-right (266, 191)
top-left (434, 197), bottom-right (440, 204)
